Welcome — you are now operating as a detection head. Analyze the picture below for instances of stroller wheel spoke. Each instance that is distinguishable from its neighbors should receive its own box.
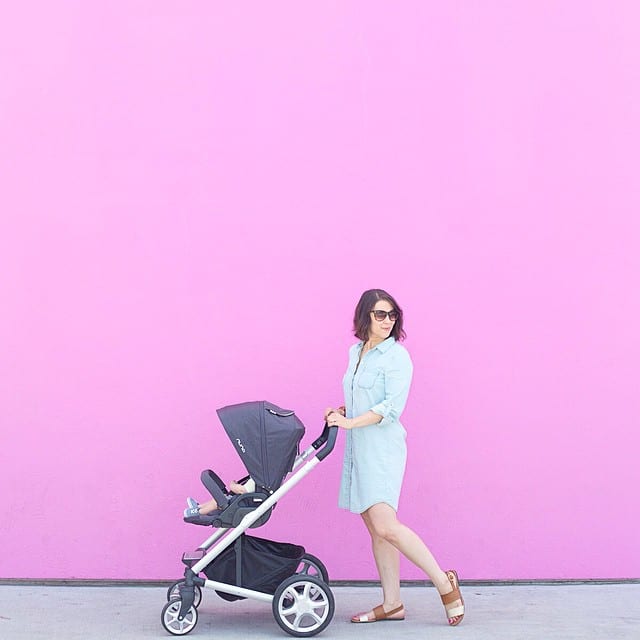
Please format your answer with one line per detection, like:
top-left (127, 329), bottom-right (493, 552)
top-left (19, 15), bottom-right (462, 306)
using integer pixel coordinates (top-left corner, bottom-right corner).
top-left (312, 594), bottom-right (328, 608)
top-left (281, 601), bottom-right (296, 615)
top-left (309, 611), bottom-right (323, 625)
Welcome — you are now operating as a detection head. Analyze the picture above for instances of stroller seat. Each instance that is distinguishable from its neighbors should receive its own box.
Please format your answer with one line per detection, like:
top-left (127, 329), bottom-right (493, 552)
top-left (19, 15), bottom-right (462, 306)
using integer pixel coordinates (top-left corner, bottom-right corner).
top-left (183, 401), bottom-right (306, 529)
top-left (184, 469), bottom-right (274, 528)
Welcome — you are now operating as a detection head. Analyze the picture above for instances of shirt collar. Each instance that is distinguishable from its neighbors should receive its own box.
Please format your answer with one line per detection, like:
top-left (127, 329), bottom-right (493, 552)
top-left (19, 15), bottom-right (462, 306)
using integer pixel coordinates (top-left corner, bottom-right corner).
top-left (362, 337), bottom-right (396, 353)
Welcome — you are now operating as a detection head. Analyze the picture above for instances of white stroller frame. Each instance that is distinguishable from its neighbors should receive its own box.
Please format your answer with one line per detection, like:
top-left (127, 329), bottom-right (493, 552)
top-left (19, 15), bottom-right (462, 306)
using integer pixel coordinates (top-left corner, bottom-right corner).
top-left (162, 421), bottom-right (338, 638)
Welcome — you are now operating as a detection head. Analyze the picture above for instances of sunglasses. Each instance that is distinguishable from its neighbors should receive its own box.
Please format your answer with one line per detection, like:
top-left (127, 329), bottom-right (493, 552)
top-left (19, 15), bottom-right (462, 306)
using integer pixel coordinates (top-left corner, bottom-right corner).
top-left (370, 310), bottom-right (399, 322)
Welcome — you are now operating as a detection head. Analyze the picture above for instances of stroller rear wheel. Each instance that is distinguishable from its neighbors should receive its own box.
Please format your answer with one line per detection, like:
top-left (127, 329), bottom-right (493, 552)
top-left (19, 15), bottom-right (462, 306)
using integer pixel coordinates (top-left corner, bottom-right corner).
top-left (296, 553), bottom-right (329, 584)
top-left (166, 580), bottom-right (202, 608)
top-left (161, 597), bottom-right (198, 636)
top-left (296, 554), bottom-right (329, 583)
top-left (272, 575), bottom-right (334, 637)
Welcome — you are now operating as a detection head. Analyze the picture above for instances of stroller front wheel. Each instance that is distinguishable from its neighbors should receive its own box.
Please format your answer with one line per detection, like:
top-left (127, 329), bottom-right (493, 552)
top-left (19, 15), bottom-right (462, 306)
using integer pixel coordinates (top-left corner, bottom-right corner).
top-left (161, 597), bottom-right (198, 636)
top-left (166, 580), bottom-right (202, 608)
top-left (272, 575), bottom-right (335, 637)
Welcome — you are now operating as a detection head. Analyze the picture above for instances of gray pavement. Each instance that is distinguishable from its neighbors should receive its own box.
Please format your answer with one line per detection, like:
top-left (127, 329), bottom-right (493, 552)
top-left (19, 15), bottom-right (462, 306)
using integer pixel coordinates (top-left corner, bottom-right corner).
top-left (0, 583), bottom-right (638, 639)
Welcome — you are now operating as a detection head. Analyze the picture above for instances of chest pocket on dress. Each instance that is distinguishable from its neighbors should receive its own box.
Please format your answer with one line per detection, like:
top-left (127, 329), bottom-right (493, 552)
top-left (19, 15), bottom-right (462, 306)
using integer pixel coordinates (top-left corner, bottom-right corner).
top-left (358, 370), bottom-right (380, 389)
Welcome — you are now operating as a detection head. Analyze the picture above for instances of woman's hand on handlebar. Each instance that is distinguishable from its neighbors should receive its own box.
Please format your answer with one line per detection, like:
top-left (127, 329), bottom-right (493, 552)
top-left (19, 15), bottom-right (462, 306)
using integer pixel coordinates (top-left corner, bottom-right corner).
top-left (324, 406), bottom-right (345, 421)
top-left (326, 409), bottom-right (351, 429)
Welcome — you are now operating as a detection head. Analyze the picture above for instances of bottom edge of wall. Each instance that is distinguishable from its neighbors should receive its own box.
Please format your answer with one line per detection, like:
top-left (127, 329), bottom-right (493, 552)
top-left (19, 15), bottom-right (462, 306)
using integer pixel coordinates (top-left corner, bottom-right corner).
top-left (1, 578), bottom-right (638, 587)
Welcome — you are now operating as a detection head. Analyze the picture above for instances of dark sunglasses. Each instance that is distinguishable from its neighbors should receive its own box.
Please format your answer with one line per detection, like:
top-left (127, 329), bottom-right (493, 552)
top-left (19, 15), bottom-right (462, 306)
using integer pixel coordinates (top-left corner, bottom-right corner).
top-left (370, 309), bottom-right (398, 322)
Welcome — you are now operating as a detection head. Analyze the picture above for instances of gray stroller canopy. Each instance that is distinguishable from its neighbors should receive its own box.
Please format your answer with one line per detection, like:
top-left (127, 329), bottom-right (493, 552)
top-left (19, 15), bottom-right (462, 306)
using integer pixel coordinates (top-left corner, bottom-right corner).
top-left (216, 400), bottom-right (305, 493)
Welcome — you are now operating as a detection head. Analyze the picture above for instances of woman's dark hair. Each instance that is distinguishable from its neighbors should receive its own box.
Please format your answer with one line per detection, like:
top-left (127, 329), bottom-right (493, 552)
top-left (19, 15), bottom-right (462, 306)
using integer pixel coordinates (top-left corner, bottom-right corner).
top-left (353, 289), bottom-right (406, 342)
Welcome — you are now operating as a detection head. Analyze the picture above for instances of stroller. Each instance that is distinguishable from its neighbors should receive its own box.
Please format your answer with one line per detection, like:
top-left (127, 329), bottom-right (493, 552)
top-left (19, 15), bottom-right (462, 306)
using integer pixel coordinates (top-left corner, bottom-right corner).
top-left (161, 400), bottom-right (338, 637)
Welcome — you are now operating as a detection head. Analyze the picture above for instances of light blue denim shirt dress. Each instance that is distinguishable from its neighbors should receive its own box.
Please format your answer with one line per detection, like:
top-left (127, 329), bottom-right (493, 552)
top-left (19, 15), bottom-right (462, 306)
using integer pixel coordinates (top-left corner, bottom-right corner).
top-left (338, 337), bottom-right (414, 514)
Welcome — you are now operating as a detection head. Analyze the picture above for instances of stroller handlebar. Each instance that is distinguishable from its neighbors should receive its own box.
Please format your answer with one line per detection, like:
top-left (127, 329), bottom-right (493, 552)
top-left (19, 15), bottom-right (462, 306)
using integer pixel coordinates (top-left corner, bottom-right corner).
top-left (312, 423), bottom-right (339, 461)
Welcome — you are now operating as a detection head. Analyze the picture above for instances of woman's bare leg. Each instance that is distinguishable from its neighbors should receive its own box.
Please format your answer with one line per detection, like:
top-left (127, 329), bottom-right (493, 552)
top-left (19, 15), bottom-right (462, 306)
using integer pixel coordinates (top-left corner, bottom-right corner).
top-left (358, 510), bottom-right (403, 616)
top-left (365, 503), bottom-right (463, 624)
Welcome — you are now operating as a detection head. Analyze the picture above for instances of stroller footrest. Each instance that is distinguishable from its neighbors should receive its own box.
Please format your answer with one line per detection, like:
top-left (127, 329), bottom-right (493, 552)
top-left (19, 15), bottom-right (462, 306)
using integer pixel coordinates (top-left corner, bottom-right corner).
top-left (183, 510), bottom-right (222, 527)
top-left (182, 549), bottom-right (206, 567)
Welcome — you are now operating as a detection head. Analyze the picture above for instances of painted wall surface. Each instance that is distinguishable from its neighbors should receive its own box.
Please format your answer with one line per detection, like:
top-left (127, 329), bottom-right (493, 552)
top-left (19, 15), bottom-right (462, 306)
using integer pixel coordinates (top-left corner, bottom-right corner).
top-left (1, 2), bottom-right (639, 581)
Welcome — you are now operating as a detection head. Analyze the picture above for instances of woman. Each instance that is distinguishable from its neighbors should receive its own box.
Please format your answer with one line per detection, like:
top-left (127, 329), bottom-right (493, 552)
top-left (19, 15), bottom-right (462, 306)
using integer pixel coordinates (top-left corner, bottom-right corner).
top-left (325, 288), bottom-right (464, 625)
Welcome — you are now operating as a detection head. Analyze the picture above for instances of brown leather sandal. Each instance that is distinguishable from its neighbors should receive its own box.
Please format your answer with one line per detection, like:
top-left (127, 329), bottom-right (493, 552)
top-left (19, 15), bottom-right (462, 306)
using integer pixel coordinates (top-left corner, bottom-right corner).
top-left (440, 570), bottom-right (465, 626)
top-left (351, 604), bottom-right (405, 623)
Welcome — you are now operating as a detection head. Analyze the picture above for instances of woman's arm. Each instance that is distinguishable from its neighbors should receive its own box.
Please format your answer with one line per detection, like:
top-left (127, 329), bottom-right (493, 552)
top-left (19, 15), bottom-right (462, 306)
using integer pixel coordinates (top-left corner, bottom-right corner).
top-left (328, 348), bottom-right (413, 429)
top-left (327, 409), bottom-right (381, 430)
top-left (368, 349), bottom-right (413, 427)
top-left (324, 406), bottom-right (345, 420)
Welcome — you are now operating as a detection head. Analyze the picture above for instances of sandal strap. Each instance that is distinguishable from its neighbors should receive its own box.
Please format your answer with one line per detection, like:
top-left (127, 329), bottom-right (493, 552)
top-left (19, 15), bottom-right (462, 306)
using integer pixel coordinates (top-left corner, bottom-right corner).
top-left (441, 587), bottom-right (461, 606)
top-left (372, 605), bottom-right (386, 620)
top-left (373, 604), bottom-right (404, 620)
top-left (352, 604), bottom-right (405, 623)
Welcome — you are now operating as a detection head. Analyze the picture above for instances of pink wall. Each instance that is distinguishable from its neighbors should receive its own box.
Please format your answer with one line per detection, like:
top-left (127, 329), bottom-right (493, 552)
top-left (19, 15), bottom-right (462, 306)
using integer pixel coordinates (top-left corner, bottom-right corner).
top-left (1, 2), bottom-right (639, 581)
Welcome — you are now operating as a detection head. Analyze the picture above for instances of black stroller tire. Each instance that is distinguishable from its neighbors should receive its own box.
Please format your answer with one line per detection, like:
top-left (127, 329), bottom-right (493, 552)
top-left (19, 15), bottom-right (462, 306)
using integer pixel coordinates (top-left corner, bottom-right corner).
top-left (161, 597), bottom-right (198, 635)
top-left (296, 554), bottom-right (329, 583)
top-left (166, 581), bottom-right (202, 608)
top-left (272, 574), bottom-right (334, 637)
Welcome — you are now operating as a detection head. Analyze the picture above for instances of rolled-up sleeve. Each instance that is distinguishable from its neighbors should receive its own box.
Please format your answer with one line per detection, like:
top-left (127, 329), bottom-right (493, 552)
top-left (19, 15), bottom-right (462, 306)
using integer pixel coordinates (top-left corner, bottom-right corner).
top-left (370, 349), bottom-right (413, 426)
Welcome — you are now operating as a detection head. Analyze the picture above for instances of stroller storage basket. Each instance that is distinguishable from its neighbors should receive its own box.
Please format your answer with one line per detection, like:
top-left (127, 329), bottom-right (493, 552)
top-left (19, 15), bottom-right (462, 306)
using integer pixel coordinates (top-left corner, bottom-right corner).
top-left (204, 534), bottom-right (305, 601)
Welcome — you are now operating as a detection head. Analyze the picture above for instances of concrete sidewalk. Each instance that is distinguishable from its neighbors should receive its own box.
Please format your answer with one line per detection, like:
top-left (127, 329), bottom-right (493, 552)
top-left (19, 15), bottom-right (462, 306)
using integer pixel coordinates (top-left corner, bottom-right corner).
top-left (0, 583), bottom-right (638, 639)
